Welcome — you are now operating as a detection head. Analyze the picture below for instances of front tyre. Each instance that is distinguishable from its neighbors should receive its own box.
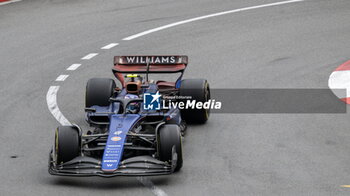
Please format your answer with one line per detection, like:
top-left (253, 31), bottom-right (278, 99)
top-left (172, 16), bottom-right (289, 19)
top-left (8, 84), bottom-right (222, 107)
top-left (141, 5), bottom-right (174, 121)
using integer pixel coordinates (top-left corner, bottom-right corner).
top-left (158, 124), bottom-right (183, 172)
top-left (54, 126), bottom-right (81, 165)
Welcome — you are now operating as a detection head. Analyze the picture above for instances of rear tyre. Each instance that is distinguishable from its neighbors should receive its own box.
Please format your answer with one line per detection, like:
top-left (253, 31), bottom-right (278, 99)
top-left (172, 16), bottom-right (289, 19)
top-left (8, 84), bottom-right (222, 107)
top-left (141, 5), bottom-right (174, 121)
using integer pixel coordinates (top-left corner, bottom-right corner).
top-left (179, 79), bottom-right (210, 124)
top-left (85, 78), bottom-right (116, 107)
top-left (158, 124), bottom-right (183, 172)
top-left (54, 126), bottom-right (81, 164)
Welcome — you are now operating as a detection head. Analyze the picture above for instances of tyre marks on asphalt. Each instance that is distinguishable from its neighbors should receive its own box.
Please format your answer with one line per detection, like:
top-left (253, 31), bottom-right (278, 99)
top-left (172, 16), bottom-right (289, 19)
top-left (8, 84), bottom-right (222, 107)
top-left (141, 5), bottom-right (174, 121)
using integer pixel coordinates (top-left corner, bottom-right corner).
top-left (328, 60), bottom-right (350, 104)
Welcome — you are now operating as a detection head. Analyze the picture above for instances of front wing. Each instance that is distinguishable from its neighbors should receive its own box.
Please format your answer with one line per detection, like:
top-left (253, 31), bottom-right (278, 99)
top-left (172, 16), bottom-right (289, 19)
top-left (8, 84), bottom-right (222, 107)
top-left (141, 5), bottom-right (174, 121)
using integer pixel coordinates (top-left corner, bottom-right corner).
top-left (48, 148), bottom-right (178, 177)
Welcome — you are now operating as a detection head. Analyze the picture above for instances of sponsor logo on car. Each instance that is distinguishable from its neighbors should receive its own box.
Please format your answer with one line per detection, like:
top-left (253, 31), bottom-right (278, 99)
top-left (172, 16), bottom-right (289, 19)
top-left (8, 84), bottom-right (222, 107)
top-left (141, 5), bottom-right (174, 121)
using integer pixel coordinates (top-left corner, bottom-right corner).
top-left (103, 160), bottom-right (118, 163)
top-left (111, 136), bottom-right (121, 141)
top-left (114, 131), bottom-right (122, 135)
top-left (107, 145), bottom-right (121, 148)
top-left (105, 154), bottom-right (119, 156)
top-left (123, 56), bottom-right (178, 64)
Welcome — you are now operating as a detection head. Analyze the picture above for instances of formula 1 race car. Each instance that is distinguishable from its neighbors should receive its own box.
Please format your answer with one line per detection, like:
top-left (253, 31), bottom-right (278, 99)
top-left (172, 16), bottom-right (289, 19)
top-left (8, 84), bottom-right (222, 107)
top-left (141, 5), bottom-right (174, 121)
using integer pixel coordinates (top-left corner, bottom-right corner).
top-left (49, 55), bottom-right (210, 177)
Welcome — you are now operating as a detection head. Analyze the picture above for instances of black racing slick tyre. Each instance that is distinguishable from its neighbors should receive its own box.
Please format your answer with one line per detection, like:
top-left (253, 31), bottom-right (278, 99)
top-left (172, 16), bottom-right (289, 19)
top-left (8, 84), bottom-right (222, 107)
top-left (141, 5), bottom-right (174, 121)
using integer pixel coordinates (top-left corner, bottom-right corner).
top-left (179, 79), bottom-right (210, 124)
top-left (85, 78), bottom-right (116, 107)
top-left (54, 126), bottom-right (81, 164)
top-left (158, 124), bottom-right (183, 172)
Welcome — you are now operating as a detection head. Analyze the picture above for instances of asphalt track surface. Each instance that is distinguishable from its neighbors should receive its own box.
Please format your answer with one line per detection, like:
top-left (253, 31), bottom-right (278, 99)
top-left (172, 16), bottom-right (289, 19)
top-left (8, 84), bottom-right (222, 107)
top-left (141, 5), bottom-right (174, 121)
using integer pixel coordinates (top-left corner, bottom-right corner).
top-left (1, 0), bottom-right (350, 195)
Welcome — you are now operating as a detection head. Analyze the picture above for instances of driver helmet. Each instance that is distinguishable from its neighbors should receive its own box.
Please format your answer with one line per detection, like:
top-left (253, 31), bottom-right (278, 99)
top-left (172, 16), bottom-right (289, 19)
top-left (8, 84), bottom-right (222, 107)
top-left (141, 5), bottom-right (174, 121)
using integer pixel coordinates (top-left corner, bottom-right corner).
top-left (125, 94), bottom-right (140, 114)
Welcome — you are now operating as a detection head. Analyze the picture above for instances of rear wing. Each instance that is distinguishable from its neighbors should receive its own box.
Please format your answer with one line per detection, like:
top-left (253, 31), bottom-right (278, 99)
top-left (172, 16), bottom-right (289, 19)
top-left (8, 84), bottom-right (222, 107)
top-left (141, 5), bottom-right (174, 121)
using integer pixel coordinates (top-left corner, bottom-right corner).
top-left (113, 55), bottom-right (188, 73)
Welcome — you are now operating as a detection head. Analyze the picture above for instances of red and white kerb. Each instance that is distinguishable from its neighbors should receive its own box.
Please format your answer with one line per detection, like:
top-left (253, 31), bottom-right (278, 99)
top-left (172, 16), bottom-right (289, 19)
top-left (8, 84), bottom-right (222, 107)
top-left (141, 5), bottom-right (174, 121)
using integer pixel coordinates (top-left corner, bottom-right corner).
top-left (0, 0), bottom-right (21, 6)
top-left (328, 60), bottom-right (350, 104)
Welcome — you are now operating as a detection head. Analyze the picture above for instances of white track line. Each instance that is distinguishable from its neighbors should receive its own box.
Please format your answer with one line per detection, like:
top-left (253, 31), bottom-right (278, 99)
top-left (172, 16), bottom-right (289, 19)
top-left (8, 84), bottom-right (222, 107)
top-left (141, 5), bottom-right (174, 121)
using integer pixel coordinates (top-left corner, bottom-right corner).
top-left (46, 86), bottom-right (71, 126)
top-left (137, 177), bottom-right (167, 196)
top-left (45, 1), bottom-right (305, 195)
top-left (101, 43), bottom-right (119, 49)
top-left (0, 0), bottom-right (21, 6)
top-left (81, 53), bottom-right (98, 60)
top-left (55, 75), bottom-right (69, 81)
top-left (123, 0), bottom-right (303, 41)
top-left (67, 64), bottom-right (81, 71)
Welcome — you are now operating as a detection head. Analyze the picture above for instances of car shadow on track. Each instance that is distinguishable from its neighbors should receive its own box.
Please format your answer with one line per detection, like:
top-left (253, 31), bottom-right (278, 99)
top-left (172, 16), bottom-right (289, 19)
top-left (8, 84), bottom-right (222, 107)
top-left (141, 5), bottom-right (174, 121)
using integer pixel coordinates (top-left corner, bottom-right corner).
top-left (42, 176), bottom-right (170, 190)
